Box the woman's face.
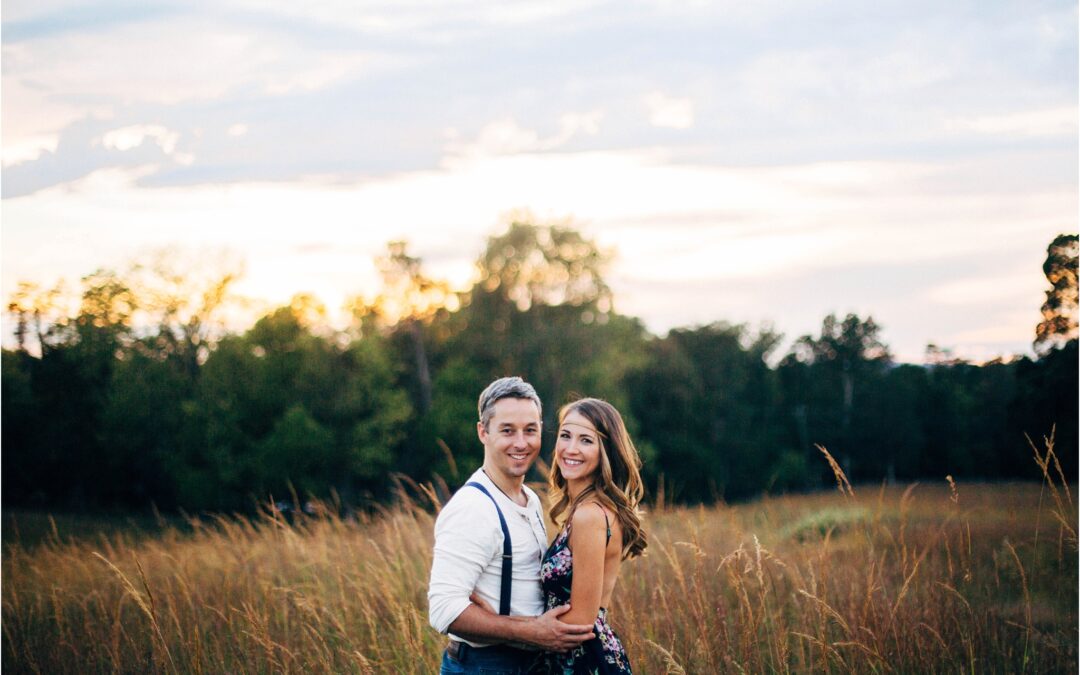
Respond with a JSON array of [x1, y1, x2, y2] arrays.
[[555, 410, 602, 483]]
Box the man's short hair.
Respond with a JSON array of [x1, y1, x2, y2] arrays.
[[478, 376, 542, 429]]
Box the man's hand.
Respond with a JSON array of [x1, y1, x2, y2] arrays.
[[523, 604, 594, 652], [451, 595, 593, 651]]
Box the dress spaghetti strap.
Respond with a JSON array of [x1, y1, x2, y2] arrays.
[[594, 502, 612, 544]]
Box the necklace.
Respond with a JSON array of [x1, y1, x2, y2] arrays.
[[482, 469, 527, 507]]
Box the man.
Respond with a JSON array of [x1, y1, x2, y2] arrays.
[[428, 376, 594, 673]]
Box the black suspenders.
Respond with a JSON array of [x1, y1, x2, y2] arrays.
[[465, 481, 513, 616]]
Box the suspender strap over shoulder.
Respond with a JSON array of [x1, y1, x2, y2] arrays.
[[465, 481, 512, 616]]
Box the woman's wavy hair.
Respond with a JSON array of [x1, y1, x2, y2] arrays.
[[548, 398, 647, 559]]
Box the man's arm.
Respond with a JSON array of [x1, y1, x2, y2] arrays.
[[447, 603, 594, 652], [428, 492, 592, 650], [428, 491, 496, 635]]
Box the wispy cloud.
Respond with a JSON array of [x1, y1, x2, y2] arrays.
[[946, 106, 1078, 138], [644, 92, 694, 129], [443, 112, 603, 159]]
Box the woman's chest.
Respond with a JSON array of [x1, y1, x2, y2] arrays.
[[540, 529, 574, 590]]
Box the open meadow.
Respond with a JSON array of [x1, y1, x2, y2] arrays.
[[3, 458, 1076, 674]]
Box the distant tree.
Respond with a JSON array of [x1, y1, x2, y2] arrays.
[[627, 322, 782, 502], [872, 364, 926, 480], [1034, 233, 1078, 355], [794, 314, 890, 430], [178, 300, 414, 510], [256, 405, 337, 498], [99, 348, 191, 506], [1010, 341, 1078, 478], [2, 350, 42, 504], [126, 249, 242, 379], [783, 314, 891, 481], [416, 220, 648, 490], [348, 241, 456, 413], [475, 219, 611, 311], [448, 220, 632, 422]]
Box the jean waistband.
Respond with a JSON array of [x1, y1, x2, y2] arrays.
[[447, 639, 535, 663]]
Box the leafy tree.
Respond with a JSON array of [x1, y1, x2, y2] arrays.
[[1009, 341, 1078, 477], [177, 300, 414, 510], [256, 405, 337, 498], [125, 249, 241, 379], [1, 350, 43, 504], [99, 348, 192, 506], [627, 323, 782, 502], [350, 242, 459, 414], [6, 281, 68, 355], [445, 220, 636, 423], [1034, 233, 1078, 355], [475, 219, 611, 311], [416, 220, 649, 490], [781, 314, 891, 482]]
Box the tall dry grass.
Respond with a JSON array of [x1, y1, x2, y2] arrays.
[[3, 440, 1076, 674]]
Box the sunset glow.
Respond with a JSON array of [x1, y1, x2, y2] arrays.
[[3, 0, 1076, 362]]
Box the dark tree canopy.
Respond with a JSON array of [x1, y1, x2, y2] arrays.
[[2, 224, 1075, 512]]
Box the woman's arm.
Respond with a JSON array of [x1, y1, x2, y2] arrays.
[[559, 504, 609, 626]]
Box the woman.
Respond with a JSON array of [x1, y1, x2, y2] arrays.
[[533, 397, 647, 674]]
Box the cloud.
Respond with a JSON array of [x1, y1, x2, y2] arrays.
[[925, 269, 1043, 306], [944, 309, 1041, 350], [99, 124, 179, 154], [91, 124, 195, 167], [443, 111, 603, 159], [644, 92, 694, 129], [1, 15, 394, 148], [945, 106, 1078, 138], [2, 134, 59, 168], [3, 148, 1070, 363], [2, 0, 1075, 360]]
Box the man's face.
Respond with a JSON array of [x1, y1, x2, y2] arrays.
[[478, 397, 542, 483]]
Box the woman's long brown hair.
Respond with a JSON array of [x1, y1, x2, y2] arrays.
[[548, 398, 647, 559]]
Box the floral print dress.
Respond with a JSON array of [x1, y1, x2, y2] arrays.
[[531, 512, 632, 675]]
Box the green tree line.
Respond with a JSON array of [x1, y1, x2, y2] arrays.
[[3, 226, 1076, 512]]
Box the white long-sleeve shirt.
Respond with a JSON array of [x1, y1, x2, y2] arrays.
[[428, 468, 548, 646]]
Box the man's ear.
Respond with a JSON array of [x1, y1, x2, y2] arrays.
[[477, 421, 486, 444]]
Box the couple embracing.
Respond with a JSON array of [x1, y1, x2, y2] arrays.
[[428, 377, 647, 674]]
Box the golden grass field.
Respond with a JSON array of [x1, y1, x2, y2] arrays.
[[3, 445, 1076, 674]]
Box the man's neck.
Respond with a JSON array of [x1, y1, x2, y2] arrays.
[[481, 465, 527, 506]]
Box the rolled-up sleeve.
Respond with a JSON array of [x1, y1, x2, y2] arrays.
[[428, 491, 499, 634]]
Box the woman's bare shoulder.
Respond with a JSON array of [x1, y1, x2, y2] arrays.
[[570, 500, 615, 529]]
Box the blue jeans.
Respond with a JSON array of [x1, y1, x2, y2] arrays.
[[439, 642, 538, 674]]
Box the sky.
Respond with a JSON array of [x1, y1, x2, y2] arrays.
[[2, 0, 1077, 363]]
